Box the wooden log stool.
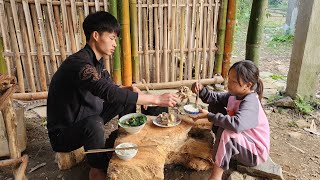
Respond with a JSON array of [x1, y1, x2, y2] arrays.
[[55, 146, 85, 170]]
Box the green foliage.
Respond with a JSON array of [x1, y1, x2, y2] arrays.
[[237, 0, 252, 23], [272, 34, 294, 43], [269, 0, 288, 10], [270, 74, 286, 80], [294, 95, 314, 115], [267, 93, 284, 104]]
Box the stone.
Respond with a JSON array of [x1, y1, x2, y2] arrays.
[[228, 171, 244, 180], [274, 96, 295, 108], [237, 156, 284, 180], [287, 131, 302, 139], [107, 116, 213, 179], [295, 119, 310, 129]]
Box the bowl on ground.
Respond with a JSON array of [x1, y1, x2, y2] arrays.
[[115, 142, 138, 160], [118, 113, 147, 134], [183, 104, 200, 115]]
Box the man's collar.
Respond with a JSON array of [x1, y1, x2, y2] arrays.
[[84, 44, 103, 64]]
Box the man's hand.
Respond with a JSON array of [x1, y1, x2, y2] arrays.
[[156, 93, 179, 107], [191, 82, 203, 94], [189, 109, 209, 121]]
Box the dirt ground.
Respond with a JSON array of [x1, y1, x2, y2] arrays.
[[1, 9, 320, 180]]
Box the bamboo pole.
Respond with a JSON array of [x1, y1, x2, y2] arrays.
[[201, 0, 208, 79], [194, 0, 204, 79], [70, 0, 80, 50], [163, 0, 168, 82], [158, 0, 163, 79], [53, 5, 67, 61], [154, 0, 160, 83], [44, 8, 58, 74], [207, 0, 215, 78], [30, 4, 47, 91], [83, 0, 89, 16], [6, 7, 24, 93], [138, 0, 143, 80], [22, 0, 40, 91], [169, 0, 177, 82], [183, 0, 190, 80], [0, 37, 7, 74], [109, 0, 122, 85], [214, 0, 227, 75], [187, 0, 196, 80], [130, 0, 139, 82], [12, 91, 48, 100], [222, 0, 237, 79], [47, 0, 60, 58], [103, 0, 108, 11], [35, 0, 52, 81], [245, 0, 268, 65], [148, 0, 154, 82], [211, 0, 220, 74], [19, 6, 36, 92], [142, 0, 149, 83], [179, 0, 185, 81], [134, 75, 224, 90], [121, 0, 133, 85], [60, 0, 72, 54], [78, 5, 86, 47], [4, 0, 109, 7], [67, 6, 77, 53], [94, 0, 99, 11], [0, 0, 11, 75]]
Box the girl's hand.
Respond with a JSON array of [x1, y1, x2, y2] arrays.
[[191, 82, 203, 94], [189, 109, 209, 121]]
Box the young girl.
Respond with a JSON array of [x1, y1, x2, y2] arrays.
[[191, 60, 270, 180]]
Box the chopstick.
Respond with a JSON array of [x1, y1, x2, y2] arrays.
[[195, 75, 201, 106], [84, 145, 157, 154]]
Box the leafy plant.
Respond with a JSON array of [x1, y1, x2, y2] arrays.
[[272, 34, 294, 43], [267, 93, 283, 104], [270, 74, 286, 80], [294, 95, 314, 115]]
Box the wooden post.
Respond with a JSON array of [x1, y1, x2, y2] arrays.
[[245, 0, 268, 65], [286, 0, 320, 99]]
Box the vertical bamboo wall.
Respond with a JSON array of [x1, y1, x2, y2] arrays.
[[0, 0, 220, 93]]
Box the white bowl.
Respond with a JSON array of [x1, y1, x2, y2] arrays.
[[118, 113, 147, 134], [115, 142, 138, 160], [183, 104, 200, 114]]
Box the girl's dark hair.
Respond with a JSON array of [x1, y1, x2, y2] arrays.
[[83, 11, 120, 42], [229, 60, 264, 101]]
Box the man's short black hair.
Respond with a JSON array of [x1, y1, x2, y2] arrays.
[[83, 11, 120, 42]]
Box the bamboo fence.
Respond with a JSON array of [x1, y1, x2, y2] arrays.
[[0, 0, 222, 96]]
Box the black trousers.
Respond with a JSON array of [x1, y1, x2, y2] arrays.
[[48, 102, 136, 169]]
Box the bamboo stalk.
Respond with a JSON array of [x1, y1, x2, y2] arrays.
[[148, 0, 154, 82], [22, 0, 40, 91], [163, 0, 168, 82], [158, 0, 163, 81], [53, 5, 67, 61], [194, 0, 204, 80], [179, 0, 185, 81], [0, 0, 12, 75], [211, 0, 220, 74], [83, 0, 89, 16], [35, 0, 53, 81], [187, 0, 196, 80], [134, 75, 224, 90], [78, 5, 86, 47], [44, 8, 58, 74], [67, 6, 77, 53], [19, 6, 36, 92], [70, 0, 80, 50], [183, 0, 190, 80], [30, 4, 47, 91], [214, 0, 227, 75], [138, 0, 143, 80], [154, 0, 160, 83], [6, 6, 24, 92], [222, 0, 237, 79], [103, 0, 108, 11], [121, 0, 133, 85], [0, 37, 6, 74], [4, 0, 110, 7], [130, 0, 139, 82], [12, 91, 48, 100], [169, 0, 177, 82], [109, 0, 121, 85], [245, 0, 268, 65], [47, 0, 60, 56], [94, 0, 99, 11], [142, 0, 149, 83], [201, 0, 208, 79], [207, 0, 216, 78], [60, 0, 72, 54]]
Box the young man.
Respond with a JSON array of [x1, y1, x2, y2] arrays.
[[47, 11, 178, 180]]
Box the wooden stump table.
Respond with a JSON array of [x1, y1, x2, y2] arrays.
[[107, 115, 214, 180]]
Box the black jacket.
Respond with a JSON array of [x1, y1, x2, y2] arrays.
[[47, 44, 138, 132]]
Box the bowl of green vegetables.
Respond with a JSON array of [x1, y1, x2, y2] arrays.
[[118, 113, 148, 134]]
